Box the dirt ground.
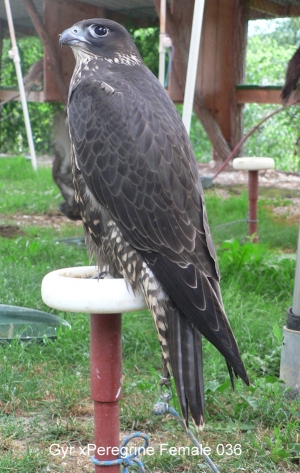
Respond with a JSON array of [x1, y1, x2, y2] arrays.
[[198, 161, 300, 191], [0, 212, 82, 238]]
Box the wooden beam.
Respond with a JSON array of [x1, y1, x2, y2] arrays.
[[22, 0, 68, 104], [236, 85, 300, 105], [167, 70, 183, 103], [0, 19, 36, 37], [250, 0, 300, 18], [106, 11, 158, 28], [0, 89, 44, 102]]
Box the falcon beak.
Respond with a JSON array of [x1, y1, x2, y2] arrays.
[[59, 26, 91, 47]]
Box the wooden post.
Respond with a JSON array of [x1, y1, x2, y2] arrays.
[[157, 0, 248, 162], [22, 0, 68, 104], [43, 0, 105, 102], [197, 0, 248, 159]]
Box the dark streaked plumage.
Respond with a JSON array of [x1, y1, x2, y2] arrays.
[[281, 46, 300, 104], [60, 18, 249, 429]]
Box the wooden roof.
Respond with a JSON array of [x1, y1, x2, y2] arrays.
[[1, 0, 300, 38], [0, 0, 157, 36], [250, 0, 300, 19]]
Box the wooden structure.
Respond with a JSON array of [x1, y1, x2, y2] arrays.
[[165, 0, 300, 160], [43, 0, 105, 102], [0, 0, 300, 160]]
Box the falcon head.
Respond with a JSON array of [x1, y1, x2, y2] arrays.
[[59, 19, 142, 64]]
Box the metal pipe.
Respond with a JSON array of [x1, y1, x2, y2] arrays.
[[4, 0, 37, 170], [280, 325, 300, 392], [158, 0, 166, 86], [182, 0, 205, 135], [292, 222, 300, 317], [248, 170, 258, 243], [280, 224, 300, 392], [90, 313, 122, 472]]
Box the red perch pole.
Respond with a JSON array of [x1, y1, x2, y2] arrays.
[[248, 170, 259, 243], [90, 313, 122, 473], [232, 158, 275, 244]]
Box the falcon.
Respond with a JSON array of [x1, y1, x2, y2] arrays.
[[60, 18, 249, 429]]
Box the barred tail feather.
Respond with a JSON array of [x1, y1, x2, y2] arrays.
[[166, 305, 205, 429]]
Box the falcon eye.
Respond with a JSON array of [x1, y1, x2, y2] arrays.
[[90, 25, 109, 38]]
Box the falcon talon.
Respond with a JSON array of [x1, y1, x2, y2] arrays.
[[98, 271, 114, 279], [83, 271, 114, 280], [61, 17, 249, 430], [158, 379, 173, 405]]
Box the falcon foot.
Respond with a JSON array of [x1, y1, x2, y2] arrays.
[[85, 271, 115, 280], [98, 271, 114, 279], [58, 201, 81, 220]]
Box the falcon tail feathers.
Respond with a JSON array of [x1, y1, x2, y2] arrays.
[[166, 305, 205, 429], [225, 360, 236, 389], [147, 259, 249, 388]]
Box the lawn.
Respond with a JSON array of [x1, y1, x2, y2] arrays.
[[0, 156, 299, 472]]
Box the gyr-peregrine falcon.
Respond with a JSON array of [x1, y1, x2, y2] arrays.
[[60, 19, 249, 429]]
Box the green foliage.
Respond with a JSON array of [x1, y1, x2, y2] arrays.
[[0, 37, 63, 154], [244, 18, 300, 171], [1, 37, 43, 85], [130, 27, 159, 77], [246, 34, 295, 85], [219, 238, 295, 302], [0, 101, 63, 154], [257, 17, 300, 46]]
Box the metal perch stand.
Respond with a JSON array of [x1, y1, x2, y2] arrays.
[[280, 222, 300, 393]]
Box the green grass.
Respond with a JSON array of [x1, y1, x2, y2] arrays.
[[206, 187, 299, 250], [0, 156, 60, 214], [0, 157, 299, 472]]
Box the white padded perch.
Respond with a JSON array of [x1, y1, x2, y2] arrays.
[[232, 157, 275, 171], [41, 266, 147, 314], [232, 157, 275, 242]]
